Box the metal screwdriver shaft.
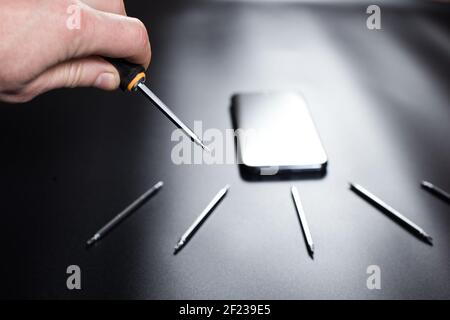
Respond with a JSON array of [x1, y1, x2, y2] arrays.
[[137, 83, 210, 152], [421, 181, 450, 204], [105, 58, 210, 152], [291, 186, 315, 257], [174, 185, 230, 254], [86, 181, 164, 247], [350, 182, 433, 245]]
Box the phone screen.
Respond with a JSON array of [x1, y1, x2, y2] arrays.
[[231, 92, 327, 173]]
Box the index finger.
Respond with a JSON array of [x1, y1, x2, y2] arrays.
[[67, 5, 151, 69], [81, 0, 126, 15]]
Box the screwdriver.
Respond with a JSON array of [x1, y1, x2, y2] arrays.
[[350, 182, 433, 245], [106, 58, 210, 152], [174, 184, 230, 254], [421, 181, 450, 204], [86, 181, 164, 247]]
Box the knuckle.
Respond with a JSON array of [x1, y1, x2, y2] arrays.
[[63, 4, 92, 55], [129, 18, 151, 67], [64, 61, 84, 88], [131, 18, 149, 51]]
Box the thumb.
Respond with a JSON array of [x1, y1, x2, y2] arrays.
[[32, 57, 120, 95], [2, 57, 120, 103]]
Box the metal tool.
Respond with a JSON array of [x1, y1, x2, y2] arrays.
[[421, 181, 450, 204], [350, 182, 433, 245], [106, 58, 209, 152], [86, 181, 164, 247], [174, 185, 230, 254], [291, 186, 315, 257]]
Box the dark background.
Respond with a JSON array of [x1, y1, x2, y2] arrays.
[[0, 0, 449, 299]]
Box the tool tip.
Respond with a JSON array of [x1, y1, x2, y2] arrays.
[[173, 240, 184, 254], [308, 246, 315, 259], [421, 181, 433, 189], [423, 234, 433, 245], [86, 238, 96, 247], [86, 234, 100, 247], [193, 136, 210, 153], [202, 144, 211, 153]]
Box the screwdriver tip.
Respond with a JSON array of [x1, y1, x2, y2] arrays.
[[193, 137, 211, 153], [308, 246, 315, 259], [423, 233, 433, 245], [173, 240, 184, 254], [203, 144, 211, 153], [86, 233, 100, 247], [86, 238, 96, 247], [421, 181, 433, 189]]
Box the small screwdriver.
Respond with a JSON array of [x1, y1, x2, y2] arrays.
[[106, 58, 209, 152]]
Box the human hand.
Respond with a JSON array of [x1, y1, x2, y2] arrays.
[[0, 0, 151, 103]]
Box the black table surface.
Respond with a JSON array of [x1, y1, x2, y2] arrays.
[[0, 0, 449, 299]]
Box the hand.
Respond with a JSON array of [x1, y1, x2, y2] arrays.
[[0, 0, 151, 103]]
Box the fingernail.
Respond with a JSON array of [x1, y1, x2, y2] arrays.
[[94, 72, 119, 90]]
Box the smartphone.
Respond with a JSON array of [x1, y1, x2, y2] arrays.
[[231, 92, 327, 174]]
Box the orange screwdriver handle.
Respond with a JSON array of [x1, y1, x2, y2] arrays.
[[105, 58, 146, 92]]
